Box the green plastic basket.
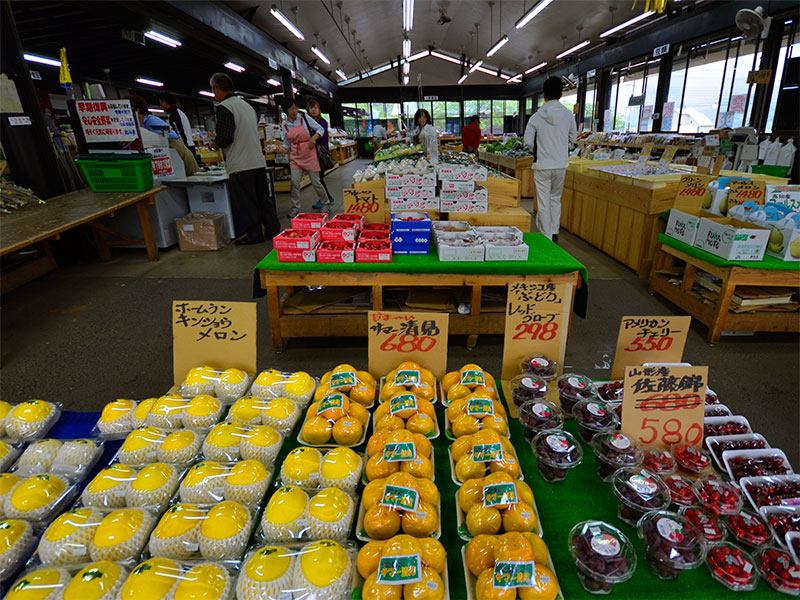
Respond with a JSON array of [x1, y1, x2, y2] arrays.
[[76, 153, 153, 192], [750, 164, 790, 178]]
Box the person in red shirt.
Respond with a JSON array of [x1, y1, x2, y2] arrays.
[[461, 115, 482, 154]]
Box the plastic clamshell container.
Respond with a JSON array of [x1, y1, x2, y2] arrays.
[[680, 506, 729, 546], [3, 400, 62, 443], [279, 446, 364, 493], [706, 433, 770, 472], [249, 369, 319, 405], [638, 510, 708, 580], [755, 545, 800, 596], [705, 542, 760, 591], [2, 473, 78, 528], [725, 509, 772, 549], [693, 477, 744, 516], [115, 426, 207, 468], [740, 474, 800, 512], [454, 480, 544, 541], [177, 460, 273, 509], [704, 403, 732, 418], [261, 485, 357, 544], [119, 557, 238, 600], [9, 438, 104, 481], [177, 366, 254, 404], [569, 520, 637, 594], [79, 462, 186, 513]]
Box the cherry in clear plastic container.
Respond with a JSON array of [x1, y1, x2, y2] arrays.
[[706, 433, 769, 471], [596, 380, 624, 403], [672, 443, 713, 478], [722, 448, 793, 481], [705, 389, 720, 404], [533, 429, 583, 483], [556, 373, 597, 417], [519, 400, 563, 442], [569, 520, 637, 595], [612, 467, 670, 527], [664, 474, 696, 508], [591, 432, 639, 482], [704, 416, 752, 438], [693, 476, 743, 516], [761, 506, 800, 547], [638, 446, 676, 477], [706, 542, 760, 591], [704, 404, 732, 417], [509, 374, 549, 407], [519, 354, 559, 379], [742, 474, 800, 510], [638, 510, 708, 580], [726, 510, 771, 548], [756, 546, 800, 596], [573, 399, 619, 443], [681, 507, 728, 546]]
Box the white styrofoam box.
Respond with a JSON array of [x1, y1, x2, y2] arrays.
[[185, 182, 236, 238], [432, 220, 471, 233], [765, 221, 800, 261], [665, 208, 702, 245], [440, 180, 475, 192], [766, 184, 800, 211], [389, 197, 440, 212], [440, 186, 489, 203], [437, 164, 488, 182], [484, 241, 529, 261], [435, 233, 485, 262], [439, 199, 488, 213], [472, 226, 524, 239], [385, 185, 437, 199], [386, 171, 437, 187], [694, 218, 770, 261]]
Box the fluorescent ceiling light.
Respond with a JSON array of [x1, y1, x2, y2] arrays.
[[403, 75, 409, 85], [224, 61, 245, 72], [266, 78, 281, 87], [144, 30, 181, 47], [335, 69, 347, 80], [148, 108, 165, 113], [499, 73, 511, 80], [403, 62, 410, 75], [199, 90, 215, 97], [486, 35, 509, 57], [403, 38, 411, 59], [458, 73, 469, 84], [136, 77, 164, 87], [23, 53, 61, 67], [270, 6, 305, 40], [364, 63, 393, 77], [408, 50, 429, 62], [525, 61, 547, 74], [475, 65, 496, 75], [403, 0, 414, 31], [556, 40, 590, 59], [311, 45, 331, 65], [515, 0, 555, 29], [507, 74, 522, 83], [431, 51, 461, 65], [469, 59, 484, 73], [600, 11, 654, 37]]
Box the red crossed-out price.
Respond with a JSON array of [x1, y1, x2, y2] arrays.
[[379, 333, 437, 353], [623, 335, 673, 352], [511, 322, 559, 341]]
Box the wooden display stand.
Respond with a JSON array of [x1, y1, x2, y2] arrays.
[[478, 150, 536, 203], [650, 240, 800, 343], [331, 142, 357, 165]]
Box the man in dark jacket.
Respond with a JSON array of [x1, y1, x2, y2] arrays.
[[159, 92, 196, 155]]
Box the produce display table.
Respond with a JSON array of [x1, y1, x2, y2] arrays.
[[331, 141, 357, 165], [255, 233, 588, 351], [478, 149, 536, 201], [650, 235, 800, 343]]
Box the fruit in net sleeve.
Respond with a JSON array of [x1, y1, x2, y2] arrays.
[[364, 504, 402, 539], [261, 485, 309, 542], [333, 416, 364, 445], [4, 474, 68, 521], [320, 447, 363, 493], [302, 415, 334, 445], [756, 546, 800, 595], [145, 395, 186, 429], [118, 426, 165, 466], [291, 539, 354, 597], [119, 557, 180, 600], [199, 500, 252, 560], [261, 397, 301, 435], [156, 430, 201, 466], [97, 399, 136, 436], [240, 424, 283, 465], [0, 400, 12, 437], [228, 396, 265, 427], [5, 400, 57, 441], [182, 394, 223, 430], [281, 447, 323, 487], [0, 520, 35, 580], [283, 371, 317, 405], [308, 487, 355, 540], [400, 453, 434, 479], [52, 439, 101, 473], [89, 508, 156, 562], [180, 365, 218, 396], [223, 460, 271, 507], [37, 507, 102, 565], [130, 398, 156, 429], [357, 540, 386, 578], [148, 502, 204, 559], [251, 369, 288, 399], [176, 563, 232, 600], [401, 500, 438, 537], [203, 421, 246, 461], [0, 440, 15, 473], [236, 545, 295, 600], [16, 439, 62, 473], [214, 368, 251, 399], [466, 504, 502, 535], [0, 473, 20, 510], [6, 567, 70, 600], [62, 560, 128, 600], [125, 463, 178, 509], [179, 461, 227, 504], [82, 464, 135, 508]]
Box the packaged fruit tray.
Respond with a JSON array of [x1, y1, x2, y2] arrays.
[[460, 544, 564, 600], [721, 448, 794, 485], [372, 409, 440, 441], [361, 448, 434, 483], [444, 409, 511, 442], [297, 410, 370, 449], [706, 433, 770, 472], [447, 445, 523, 486], [759, 505, 800, 549], [454, 489, 544, 541], [704, 415, 753, 438], [278, 446, 364, 494], [740, 474, 800, 513], [354, 557, 450, 599], [379, 376, 442, 406], [76, 462, 188, 513], [8, 438, 104, 481], [177, 460, 273, 509], [2, 400, 61, 442], [356, 494, 442, 542]]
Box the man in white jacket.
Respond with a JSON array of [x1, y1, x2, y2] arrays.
[[523, 77, 577, 242]]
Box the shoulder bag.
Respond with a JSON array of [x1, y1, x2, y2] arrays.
[[303, 113, 336, 172]]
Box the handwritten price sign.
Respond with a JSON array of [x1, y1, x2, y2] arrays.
[[610, 316, 690, 379], [368, 310, 448, 379], [501, 281, 572, 380], [343, 188, 386, 224], [637, 142, 655, 165], [621, 365, 707, 448], [728, 179, 766, 210], [675, 174, 715, 204]]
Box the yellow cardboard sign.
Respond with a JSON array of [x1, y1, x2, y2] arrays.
[[637, 142, 655, 164], [501, 282, 572, 380], [728, 179, 767, 210], [674, 174, 715, 207], [367, 310, 449, 380], [621, 365, 707, 449], [172, 300, 257, 384], [610, 315, 691, 380], [747, 69, 773, 85], [343, 188, 386, 224]]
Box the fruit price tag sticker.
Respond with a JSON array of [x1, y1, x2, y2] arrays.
[[493, 561, 535, 589], [610, 315, 691, 379], [501, 281, 572, 380], [621, 365, 707, 449], [473, 442, 504, 463], [317, 393, 345, 414], [383, 442, 417, 462], [368, 310, 449, 380], [637, 142, 655, 165], [381, 484, 420, 512], [390, 393, 418, 415], [728, 179, 767, 210], [343, 187, 386, 224], [172, 300, 256, 385], [483, 482, 518, 508], [394, 370, 421, 386], [330, 371, 356, 389], [377, 554, 423, 585], [467, 397, 494, 417]]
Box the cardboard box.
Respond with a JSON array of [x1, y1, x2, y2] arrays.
[[276, 248, 317, 262], [484, 240, 530, 261], [393, 246, 430, 255], [433, 220, 471, 233], [175, 213, 229, 251], [356, 239, 392, 262], [665, 208, 702, 245], [386, 171, 436, 187], [359, 230, 391, 241], [320, 223, 359, 242], [765, 222, 800, 262], [473, 226, 524, 239], [440, 180, 475, 192], [766, 184, 800, 211], [362, 222, 391, 233], [392, 231, 431, 246], [435, 233, 485, 262], [317, 241, 355, 263], [273, 229, 321, 250], [385, 185, 437, 199], [391, 212, 432, 233], [437, 164, 488, 182], [389, 197, 440, 212], [291, 213, 328, 230], [440, 199, 489, 213], [694, 217, 770, 261], [440, 186, 489, 203], [328, 214, 364, 230]]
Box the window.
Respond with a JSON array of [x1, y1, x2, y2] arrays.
[[478, 100, 492, 133], [432, 101, 446, 131], [680, 38, 733, 133], [342, 105, 359, 137], [561, 91, 578, 115], [356, 102, 371, 135], [640, 62, 660, 132], [526, 97, 533, 116], [766, 33, 800, 132], [385, 103, 402, 132], [446, 101, 461, 134], [584, 77, 597, 130], [505, 100, 519, 133], [491, 100, 505, 134]]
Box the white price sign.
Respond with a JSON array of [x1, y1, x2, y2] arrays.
[[76, 100, 138, 143]]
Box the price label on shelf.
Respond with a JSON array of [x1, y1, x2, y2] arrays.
[[343, 187, 386, 224], [674, 174, 715, 204], [728, 179, 766, 210], [367, 310, 448, 380], [637, 142, 655, 165], [610, 316, 690, 379], [621, 365, 707, 449], [501, 281, 572, 380]]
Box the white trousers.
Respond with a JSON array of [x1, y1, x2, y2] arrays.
[[533, 168, 566, 239], [290, 168, 328, 211]]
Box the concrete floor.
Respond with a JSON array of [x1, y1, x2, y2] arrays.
[[2, 158, 798, 464]]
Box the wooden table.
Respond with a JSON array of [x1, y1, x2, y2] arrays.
[[1, 186, 165, 291], [650, 238, 800, 343], [477, 150, 536, 202]]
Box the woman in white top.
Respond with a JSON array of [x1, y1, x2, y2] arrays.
[[408, 108, 439, 163]]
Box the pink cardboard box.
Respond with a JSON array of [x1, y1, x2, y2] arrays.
[[291, 213, 328, 230], [356, 239, 392, 262], [272, 229, 321, 250], [317, 240, 356, 263]]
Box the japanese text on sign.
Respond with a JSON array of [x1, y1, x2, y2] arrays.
[[675, 175, 714, 204], [493, 561, 535, 589], [368, 310, 448, 379], [610, 315, 690, 379], [621, 365, 707, 448], [343, 187, 386, 224], [729, 179, 766, 209], [172, 300, 256, 385], [377, 554, 422, 585], [381, 484, 419, 512], [76, 100, 138, 142]]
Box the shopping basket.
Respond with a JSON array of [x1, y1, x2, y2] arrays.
[[75, 153, 153, 192], [750, 164, 790, 178]]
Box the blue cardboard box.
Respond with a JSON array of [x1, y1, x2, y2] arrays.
[[391, 212, 432, 233]]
